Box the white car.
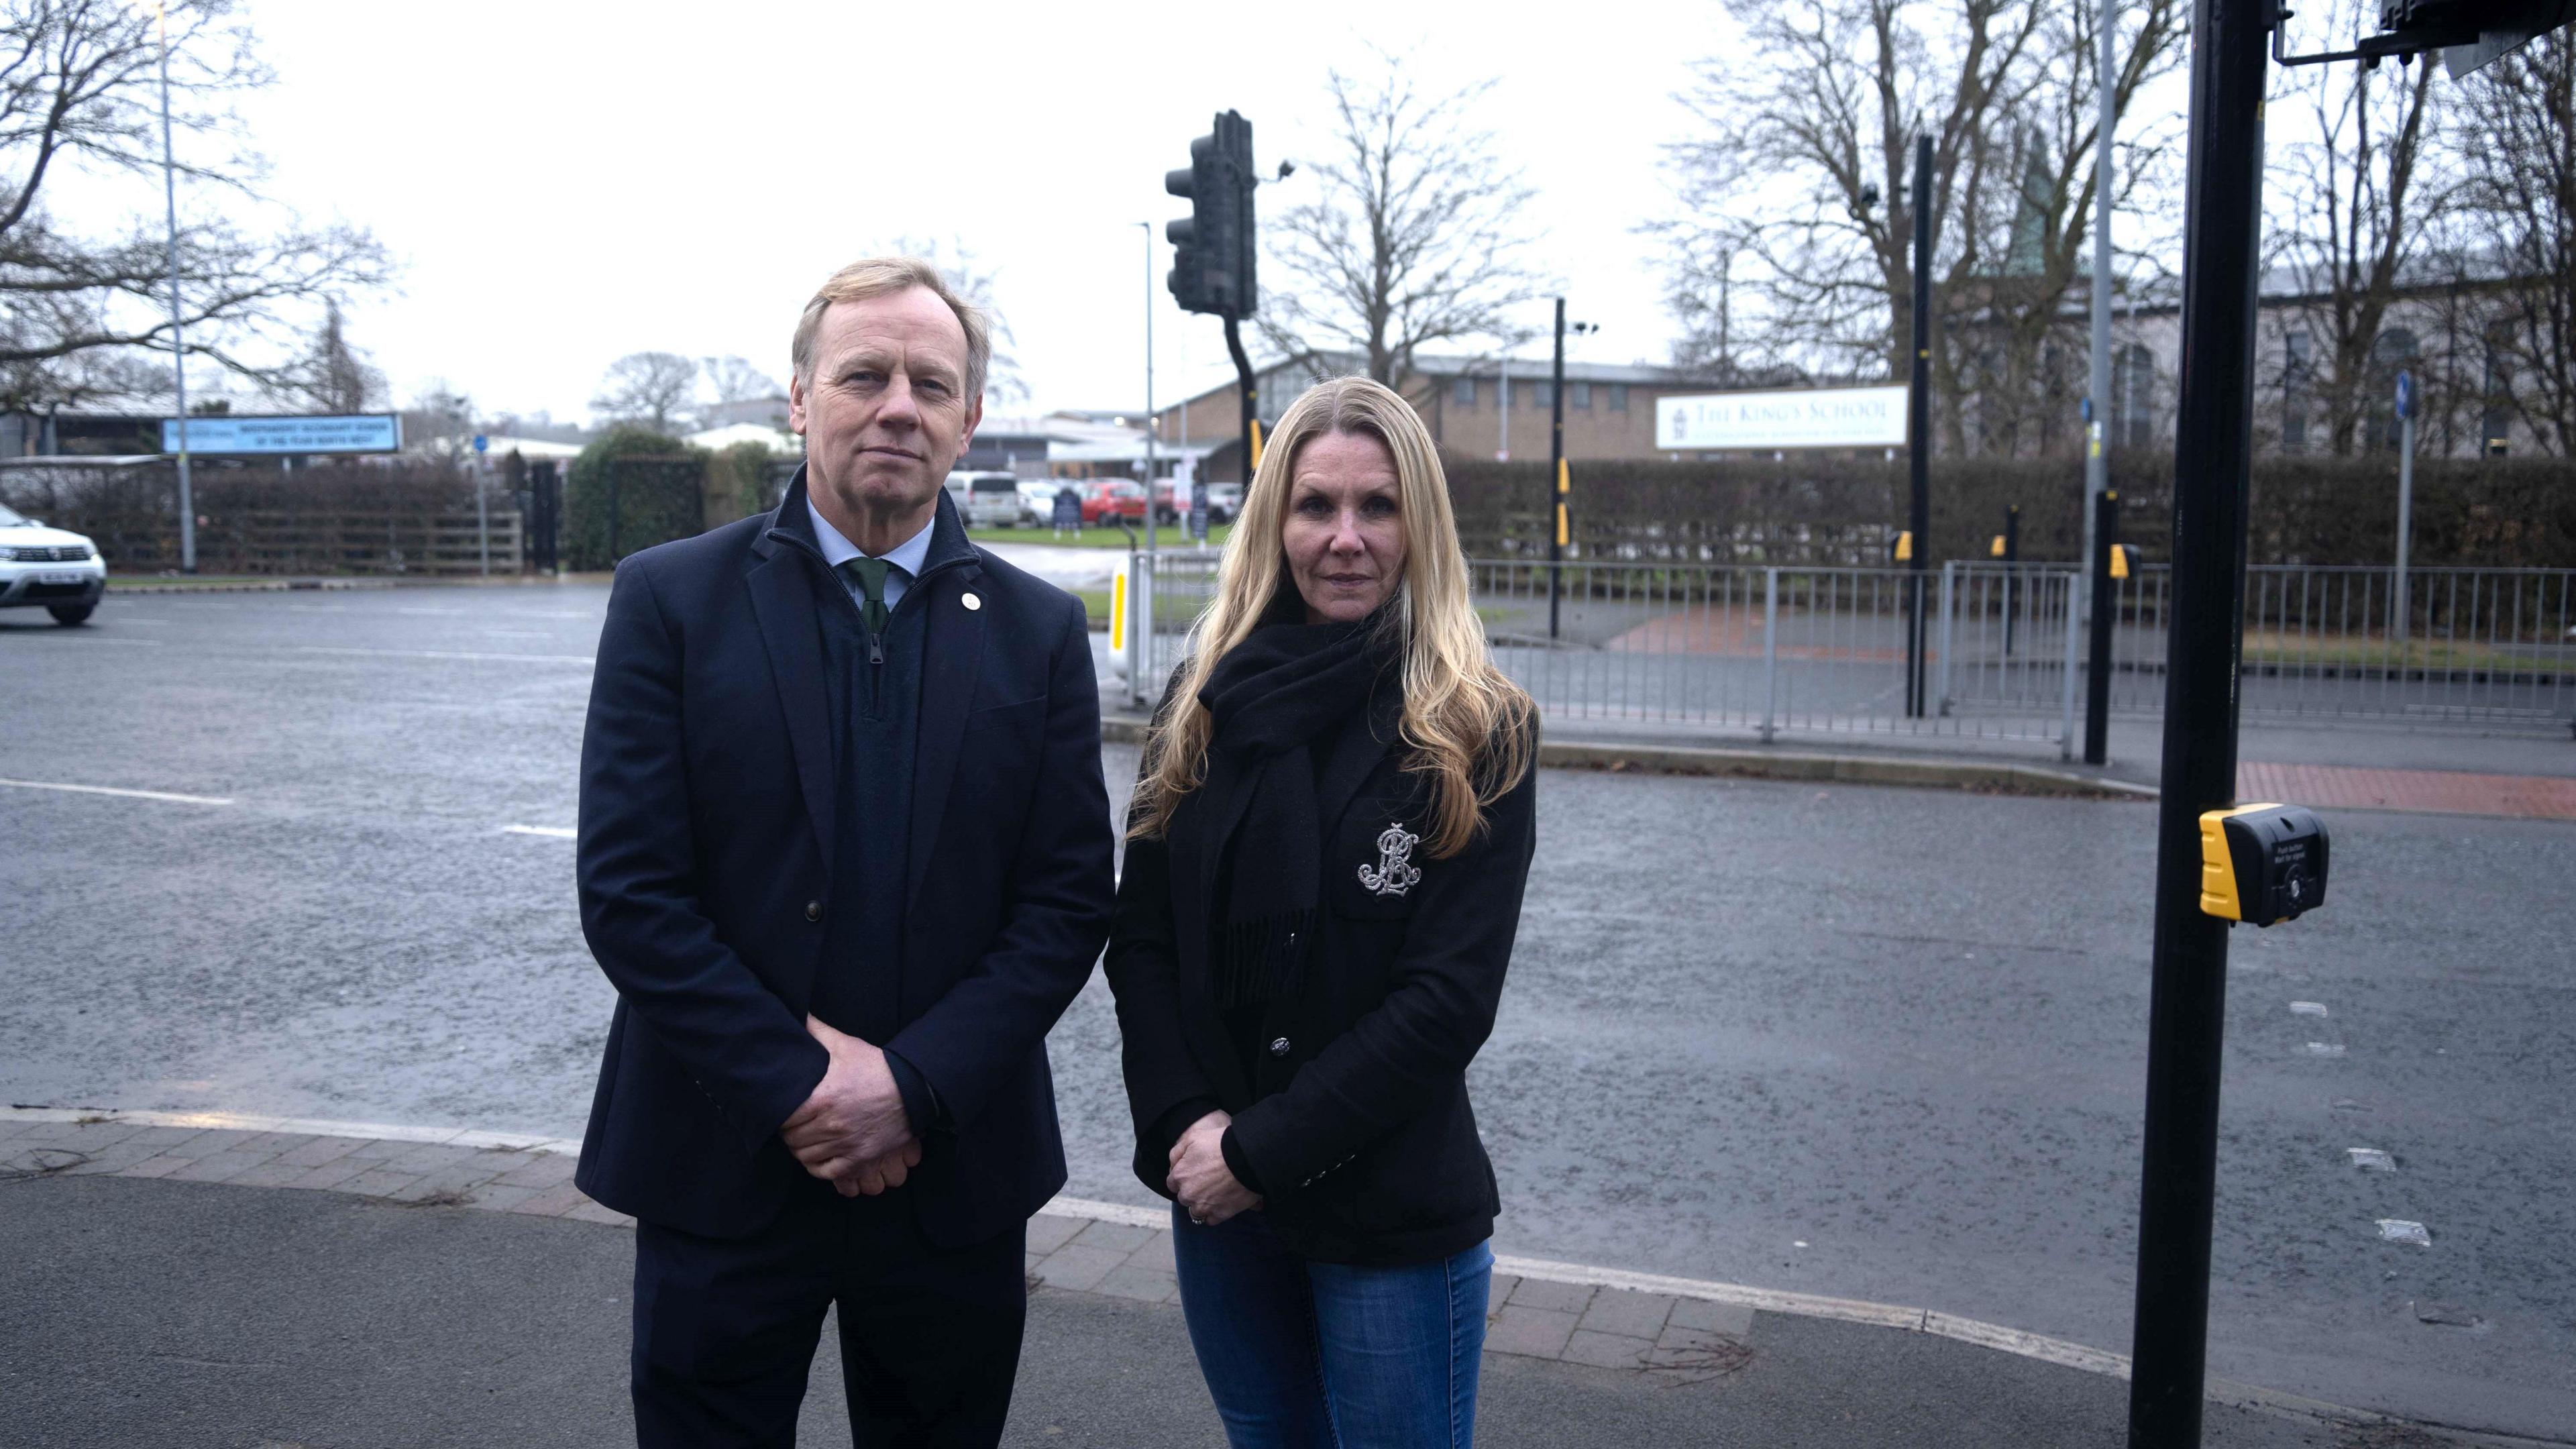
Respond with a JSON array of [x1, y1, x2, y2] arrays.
[[0, 500, 105, 625], [943, 470, 1024, 530]]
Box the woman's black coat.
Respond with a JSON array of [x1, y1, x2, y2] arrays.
[[1106, 688, 1538, 1267]]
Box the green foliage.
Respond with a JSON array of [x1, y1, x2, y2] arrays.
[[1439, 453, 2576, 568], [704, 441, 788, 529], [565, 427, 706, 570]]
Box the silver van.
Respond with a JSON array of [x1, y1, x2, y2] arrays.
[[944, 471, 1024, 529]]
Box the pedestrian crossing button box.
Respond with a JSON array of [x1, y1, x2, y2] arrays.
[[2198, 804, 2329, 926]]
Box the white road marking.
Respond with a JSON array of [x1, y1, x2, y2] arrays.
[[6, 634, 163, 645], [0, 777, 234, 806], [2290, 1001, 2328, 1016], [295, 646, 593, 665], [2303, 1042, 2346, 1058], [501, 824, 576, 839], [2376, 1219, 2430, 1246], [2347, 1148, 2396, 1172]]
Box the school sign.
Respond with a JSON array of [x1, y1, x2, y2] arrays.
[[1654, 386, 1909, 451], [161, 414, 403, 455]]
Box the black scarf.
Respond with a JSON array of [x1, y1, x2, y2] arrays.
[[1197, 602, 1394, 1009]]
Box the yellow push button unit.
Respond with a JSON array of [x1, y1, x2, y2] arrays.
[[2198, 803, 2330, 926]]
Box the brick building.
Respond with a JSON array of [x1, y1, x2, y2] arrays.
[[1153, 352, 1717, 480]]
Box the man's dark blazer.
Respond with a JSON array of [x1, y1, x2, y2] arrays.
[[574, 477, 1114, 1244]]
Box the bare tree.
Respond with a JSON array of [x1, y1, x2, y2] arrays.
[[876, 234, 1026, 405], [591, 352, 698, 433], [1260, 54, 1544, 390], [1654, 0, 2185, 455], [2445, 30, 2575, 455], [0, 0, 392, 411], [2264, 0, 2444, 456], [282, 301, 382, 414], [694, 354, 784, 431], [401, 381, 474, 462], [701, 355, 778, 405]]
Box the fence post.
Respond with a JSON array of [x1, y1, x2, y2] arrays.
[[1936, 560, 1957, 716], [2060, 568, 2082, 761], [1761, 566, 1779, 744]]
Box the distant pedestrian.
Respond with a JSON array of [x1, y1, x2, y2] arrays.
[[1106, 376, 1538, 1448], [1053, 483, 1083, 539], [576, 255, 1114, 1448]]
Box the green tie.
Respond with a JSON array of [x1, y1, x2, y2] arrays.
[[839, 556, 892, 638]]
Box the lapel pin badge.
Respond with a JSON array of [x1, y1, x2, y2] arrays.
[[962, 592, 981, 611]]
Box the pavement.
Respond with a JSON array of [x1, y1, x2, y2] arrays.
[[3, 1112, 2540, 1449], [7, 582, 2574, 1442]]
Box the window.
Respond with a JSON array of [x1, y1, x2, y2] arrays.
[[1532, 380, 1555, 409], [1453, 374, 1477, 407], [2283, 332, 2311, 450], [1609, 384, 1629, 413], [2111, 344, 2155, 449], [2483, 319, 2516, 456], [2367, 328, 2418, 452], [1570, 382, 1593, 410]]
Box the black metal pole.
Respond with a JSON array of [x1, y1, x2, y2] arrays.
[[1549, 297, 1567, 641], [1223, 317, 1258, 486], [2004, 503, 2021, 655], [2086, 488, 2120, 765], [2126, 0, 2266, 1436], [1907, 134, 1933, 718]]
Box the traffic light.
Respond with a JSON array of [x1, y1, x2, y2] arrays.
[[1165, 111, 1256, 319], [2278, 0, 2576, 74]]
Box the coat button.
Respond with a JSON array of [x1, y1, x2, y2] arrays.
[[805, 900, 822, 922], [1269, 1036, 1291, 1057]]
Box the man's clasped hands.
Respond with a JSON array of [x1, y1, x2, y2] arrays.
[[781, 1015, 921, 1197], [782, 1015, 1265, 1227]]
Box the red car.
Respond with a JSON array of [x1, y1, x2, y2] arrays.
[[1081, 480, 1147, 525]]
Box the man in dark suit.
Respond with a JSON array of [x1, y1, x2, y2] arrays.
[[575, 256, 1115, 1447]]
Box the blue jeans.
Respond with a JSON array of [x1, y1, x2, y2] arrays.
[[1171, 1204, 1491, 1449]]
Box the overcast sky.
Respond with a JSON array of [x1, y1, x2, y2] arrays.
[[220, 0, 1747, 425]]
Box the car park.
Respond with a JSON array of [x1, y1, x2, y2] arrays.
[[0, 501, 105, 625]]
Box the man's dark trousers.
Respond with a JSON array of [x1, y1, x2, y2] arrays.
[[631, 1179, 1025, 1446], [576, 476, 1114, 1447]]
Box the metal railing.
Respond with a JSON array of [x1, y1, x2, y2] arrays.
[[1937, 562, 2576, 733], [1139, 552, 2576, 747], [1142, 553, 2078, 748]]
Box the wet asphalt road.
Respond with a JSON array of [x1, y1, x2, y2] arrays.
[[3, 584, 2571, 1439]]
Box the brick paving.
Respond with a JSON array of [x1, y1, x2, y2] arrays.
[[0, 1110, 1760, 1383], [2237, 761, 2576, 820]]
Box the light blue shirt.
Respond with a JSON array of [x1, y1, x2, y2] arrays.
[[806, 496, 934, 612]]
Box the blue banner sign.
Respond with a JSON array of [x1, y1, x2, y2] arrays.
[[162, 414, 403, 455]]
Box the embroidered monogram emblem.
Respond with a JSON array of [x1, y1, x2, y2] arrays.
[[1357, 821, 1422, 898]]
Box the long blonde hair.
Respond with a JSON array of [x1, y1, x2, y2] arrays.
[[1129, 376, 1533, 859]]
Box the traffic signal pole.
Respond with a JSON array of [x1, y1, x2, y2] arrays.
[[1225, 317, 1259, 487], [1905, 134, 1933, 718], [2125, 0, 2267, 1437], [1548, 298, 1566, 641], [2086, 489, 2120, 765]]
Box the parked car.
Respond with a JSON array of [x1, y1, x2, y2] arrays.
[[1081, 480, 1146, 526], [0, 500, 105, 625], [1203, 482, 1244, 525], [1015, 480, 1061, 527], [944, 470, 1024, 529]]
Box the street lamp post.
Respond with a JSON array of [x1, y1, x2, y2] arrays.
[[155, 1, 195, 574]]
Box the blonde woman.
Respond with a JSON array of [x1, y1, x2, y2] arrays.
[[1106, 376, 1537, 1448]]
